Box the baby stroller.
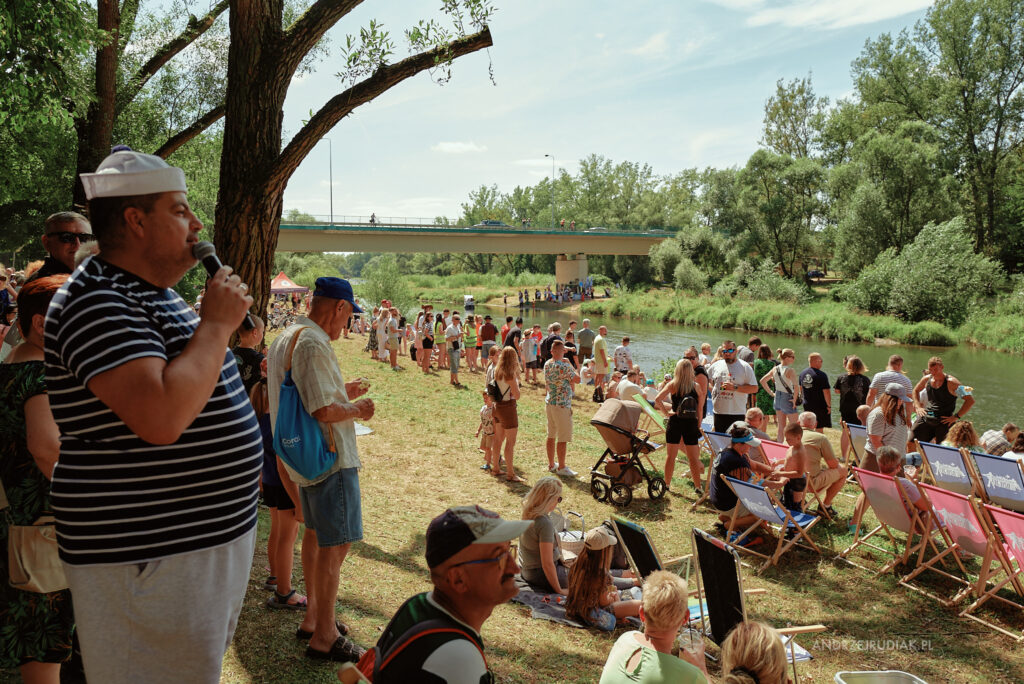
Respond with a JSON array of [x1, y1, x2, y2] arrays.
[[590, 398, 666, 507]]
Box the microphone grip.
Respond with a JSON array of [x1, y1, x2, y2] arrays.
[[200, 255, 256, 330]]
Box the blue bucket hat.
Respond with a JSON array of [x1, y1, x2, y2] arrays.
[[313, 277, 363, 313]]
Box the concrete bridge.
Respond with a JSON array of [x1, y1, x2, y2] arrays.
[[276, 222, 672, 285]]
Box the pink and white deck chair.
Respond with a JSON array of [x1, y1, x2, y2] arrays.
[[838, 467, 943, 576], [917, 441, 976, 497], [971, 452, 1024, 514], [961, 504, 1024, 640], [693, 431, 732, 511], [902, 484, 996, 606], [722, 475, 822, 569], [759, 438, 832, 519]]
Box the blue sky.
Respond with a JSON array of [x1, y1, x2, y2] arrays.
[[280, 0, 934, 222]]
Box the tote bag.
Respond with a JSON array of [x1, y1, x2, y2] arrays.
[[273, 328, 337, 481]]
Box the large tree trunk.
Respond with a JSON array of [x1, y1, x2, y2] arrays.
[[74, 0, 120, 207], [214, 0, 289, 318]]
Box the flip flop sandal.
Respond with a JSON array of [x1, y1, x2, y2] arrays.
[[267, 589, 307, 611], [305, 636, 366, 663], [296, 620, 350, 640]]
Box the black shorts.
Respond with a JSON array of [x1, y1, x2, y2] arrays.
[[841, 410, 861, 426], [911, 416, 950, 444], [666, 416, 701, 446], [811, 408, 833, 429], [714, 413, 744, 434], [263, 482, 295, 510], [422, 339, 434, 349]]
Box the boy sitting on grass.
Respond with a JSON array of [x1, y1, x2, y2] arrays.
[[777, 422, 808, 514]]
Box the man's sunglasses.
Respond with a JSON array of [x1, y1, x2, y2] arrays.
[[47, 231, 95, 244], [449, 543, 517, 572], [723, 348, 736, 353]]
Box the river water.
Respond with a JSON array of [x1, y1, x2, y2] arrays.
[[473, 303, 1024, 432]]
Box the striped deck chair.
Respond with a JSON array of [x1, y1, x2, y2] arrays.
[[760, 439, 833, 520], [838, 467, 943, 576], [902, 484, 990, 606], [700, 397, 714, 434], [971, 452, 1024, 514], [722, 475, 822, 569], [692, 431, 732, 511], [962, 504, 1024, 640], [917, 441, 976, 497], [841, 421, 868, 468]]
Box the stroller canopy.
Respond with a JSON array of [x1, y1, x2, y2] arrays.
[[591, 399, 644, 456]]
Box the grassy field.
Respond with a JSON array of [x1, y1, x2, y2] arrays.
[[219, 334, 1024, 684]]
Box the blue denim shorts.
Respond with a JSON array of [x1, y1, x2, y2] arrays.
[[299, 467, 363, 547]]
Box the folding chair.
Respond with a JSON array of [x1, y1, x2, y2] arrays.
[[631, 393, 666, 442], [901, 484, 991, 606], [692, 431, 731, 511], [838, 468, 943, 576], [759, 439, 833, 521], [841, 420, 868, 467], [722, 475, 822, 569], [917, 441, 976, 497], [700, 397, 714, 433], [611, 516, 686, 578], [971, 452, 1024, 514], [691, 528, 825, 681], [962, 504, 1024, 640]]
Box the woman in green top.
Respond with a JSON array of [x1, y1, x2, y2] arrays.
[[753, 345, 777, 421], [434, 314, 448, 370], [599, 570, 708, 684], [463, 314, 479, 373]]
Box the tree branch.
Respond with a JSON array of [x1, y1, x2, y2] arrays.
[[273, 26, 492, 187], [153, 104, 225, 158], [116, 0, 229, 115], [281, 0, 364, 79]]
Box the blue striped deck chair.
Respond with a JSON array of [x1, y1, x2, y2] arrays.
[[842, 421, 868, 468], [722, 475, 822, 569], [700, 397, 714, 433], [917, 441, 975, 497], [971, 452, 1024, 514], [692, 431, 732, 511]]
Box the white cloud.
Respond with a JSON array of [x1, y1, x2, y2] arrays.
[[595, 32, 606, 39], [627, 31, 670, 58], [431, 141, 488, 154], [747, 0, 932, 30]]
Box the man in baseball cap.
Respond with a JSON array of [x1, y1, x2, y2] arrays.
[[368, 506, 528, 682]]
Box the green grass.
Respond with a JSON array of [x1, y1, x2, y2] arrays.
[[218, 334, 1024, 683], [580, 291, 962, 347]]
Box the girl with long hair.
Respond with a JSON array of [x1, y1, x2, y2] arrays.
[[492, 346, 524, 482], [434, 313, 448, 370], [654, 358, 705, 492], [834, 355, 870, 461], [566, 529, 640, 631], [760, 348, 801, 441]]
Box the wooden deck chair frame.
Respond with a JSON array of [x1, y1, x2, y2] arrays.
[[899, 483, 991, 607], [690, 528, 826, 682], [837, 467, 944, 577], [632, 392, 667, 442], [722, 475, 822, 569], [961, 503, 1024, 640], [692, 430, 732, 511], [970, 451, 1024, 514], [915, 440, 977, 497]]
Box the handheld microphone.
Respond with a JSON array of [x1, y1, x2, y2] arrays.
[[192, 241, 256, 330]]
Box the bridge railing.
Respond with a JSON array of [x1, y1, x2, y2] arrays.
[[282, 215, 680, 233]]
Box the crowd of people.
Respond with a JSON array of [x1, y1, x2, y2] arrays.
[[1, 149, 1022, 684]]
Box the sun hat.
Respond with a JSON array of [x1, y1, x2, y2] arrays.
[[80, 149, 187, 200], [584, 526, 618, 551], [425, 505, 531, 569]]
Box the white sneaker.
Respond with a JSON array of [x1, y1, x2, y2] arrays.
[[548, 465, 557, 473], [556, 467, 578, 478]]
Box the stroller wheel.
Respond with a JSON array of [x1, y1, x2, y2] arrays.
[[609, 483, 633, 507], [648, 477, 667, 500], [591, 479, 609, 502]]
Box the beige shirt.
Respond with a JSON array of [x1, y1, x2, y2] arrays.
[[268, 316, 360, 485], [802, 430, 836, 477]]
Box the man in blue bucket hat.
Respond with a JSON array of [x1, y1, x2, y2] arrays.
[[268, 276, 375, 662]]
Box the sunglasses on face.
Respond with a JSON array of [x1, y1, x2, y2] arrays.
[[449, 544, 517, 572], [684, 356, 697, 361], [723, 348, 736, 354], [47, 231, 95, 244]]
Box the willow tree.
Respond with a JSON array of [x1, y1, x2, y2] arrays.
[[214, 1, 494, 314]]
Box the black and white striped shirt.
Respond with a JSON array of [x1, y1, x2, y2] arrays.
[[44, 257, 262, 566]]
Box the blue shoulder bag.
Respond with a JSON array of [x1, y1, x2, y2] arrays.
[[273, 328, 336, 480]]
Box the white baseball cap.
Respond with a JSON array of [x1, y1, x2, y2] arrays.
[[80, 149, 187, 200]]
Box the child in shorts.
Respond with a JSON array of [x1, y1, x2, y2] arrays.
[[778, 422, 808, 513], [476, 392, 495, 471]]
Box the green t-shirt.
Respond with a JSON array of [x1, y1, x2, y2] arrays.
[[599, 632, 707, 684]]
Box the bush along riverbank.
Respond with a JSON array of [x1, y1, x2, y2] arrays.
[[579, 290, 963, 347]]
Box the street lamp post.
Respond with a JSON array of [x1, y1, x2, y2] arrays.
[[327, 138, 334, 225], [544, 153, 555, 230]]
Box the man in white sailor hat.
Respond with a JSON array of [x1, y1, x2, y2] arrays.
[[44, 149, 261, 683]]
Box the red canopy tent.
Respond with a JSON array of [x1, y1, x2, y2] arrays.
[[270, 271, 308, 294]]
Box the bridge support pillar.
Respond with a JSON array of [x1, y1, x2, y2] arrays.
[[555, 253, 588, 288]]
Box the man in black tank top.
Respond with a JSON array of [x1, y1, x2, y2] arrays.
[[910, 356, 974, 444]]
